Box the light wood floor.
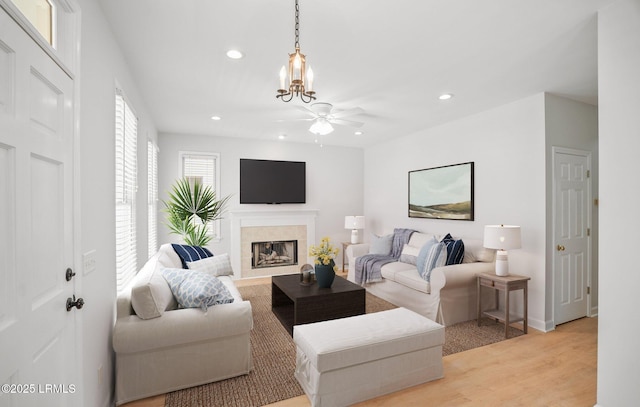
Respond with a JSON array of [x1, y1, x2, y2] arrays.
[[123, 277, 597, 407]]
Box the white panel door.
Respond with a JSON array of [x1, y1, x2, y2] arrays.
[[0, 7, 79, 407], [553, 148, 591, 326]]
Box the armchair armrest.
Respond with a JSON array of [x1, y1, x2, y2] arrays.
[[113, 300, 253, 354]]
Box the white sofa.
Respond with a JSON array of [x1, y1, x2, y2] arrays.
[[347, 232, 495, 326], [112, 244, 253, 406]]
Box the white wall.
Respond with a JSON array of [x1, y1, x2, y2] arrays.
[[597, 0, 640, 405], [158, 133, 364, 270], [77, 0, 158, 405], [363, 94, 548, 330]]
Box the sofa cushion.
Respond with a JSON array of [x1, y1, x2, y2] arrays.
[[130, 264, 177, 320], [369, 233, 393, 255], [393, 268, 432, 294], [408, 232, 439, 248], [380, 260, 418, 282], [162, 268, 234, 311], [441, 233, 465, 265], [416, 236, 437, 275], [187, 253, 234, 276], [462, 238, 495, 263], [171, 244, 214, 268], [399, 244, 420, 265]]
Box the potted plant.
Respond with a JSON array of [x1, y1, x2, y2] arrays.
[[309, 237, 339, 288], [163, 178, 231, 247]]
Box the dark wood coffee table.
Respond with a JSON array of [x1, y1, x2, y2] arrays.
[[271, 273, 366, 336]]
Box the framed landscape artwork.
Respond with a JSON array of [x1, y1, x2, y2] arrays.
[[408, 162, 474, 221]]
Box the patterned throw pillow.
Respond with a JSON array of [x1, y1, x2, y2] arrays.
[[417, 240, 447, 281], [162, 268, 234, 311], [171, 244, 213, 268], [187, 253, 234, 277], [441, 233, 465, 266]]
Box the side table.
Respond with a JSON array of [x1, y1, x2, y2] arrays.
[[341, 242, 352, 273], [477, 272, 530, 338]]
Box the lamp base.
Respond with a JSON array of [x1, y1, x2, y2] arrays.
[[351, 229, 359, 244], [495, 250, 509, 276]]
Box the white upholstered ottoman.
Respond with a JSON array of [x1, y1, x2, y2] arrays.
[[293, 307, 444, 407]]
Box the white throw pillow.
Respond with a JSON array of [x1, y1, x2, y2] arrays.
[[187, 253, 234, 277], [369, 233, 393, 255], [399, 244, 420, 265]]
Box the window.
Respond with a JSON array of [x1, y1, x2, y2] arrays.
[[179, 151, 222, 241], [148, 140, 158, 258], [115, 90, 137, 292], [10, 0, 55, 46]]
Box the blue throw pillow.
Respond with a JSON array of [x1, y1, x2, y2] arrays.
[[418, 242, 447, 281], [369, 233, 394, 255], [441, 233, 465, 266], [162, 268, 234, 311], [172, 243, 213, 268], [416, 236, 438, 273]]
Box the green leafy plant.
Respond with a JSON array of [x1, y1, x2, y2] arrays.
[[163, 178, 231, 247]]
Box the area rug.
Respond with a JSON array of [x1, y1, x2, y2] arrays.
[[165, 283, 523, 407]]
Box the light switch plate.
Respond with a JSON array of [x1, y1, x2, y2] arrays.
[[83, 250, 97, 275]]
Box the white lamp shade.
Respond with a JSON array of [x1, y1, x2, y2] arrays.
[[344, 216, 365, 230], [483, 225, 521, 250]]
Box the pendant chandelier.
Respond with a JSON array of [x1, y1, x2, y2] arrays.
[[276, 0, 316, 103]]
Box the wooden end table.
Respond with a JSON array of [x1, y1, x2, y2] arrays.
[[477, 272, 530, 338], [341, 242, 352, 273]]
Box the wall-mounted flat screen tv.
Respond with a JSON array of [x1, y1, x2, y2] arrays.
[[240, 159, 306, 204]]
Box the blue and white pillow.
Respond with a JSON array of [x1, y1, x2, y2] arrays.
[[441, 233, 465, 266], [417, 238, 447, 281], [162, 268, 234, 311], [171, 243, 213, 269]]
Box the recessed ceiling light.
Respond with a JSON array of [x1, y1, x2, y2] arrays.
[[278, 134, 286, 140], [210, 115, 221, 121], [354, 131, 363, 135], [439, 93, 454, 100], [226, 49, 244, 59]]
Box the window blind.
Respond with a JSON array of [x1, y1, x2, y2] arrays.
[[115, 90, 138, 292], [148, 140, 158, 258], [180, 152, 221, 240]]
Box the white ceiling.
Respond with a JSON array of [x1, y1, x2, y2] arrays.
[[97, 0, 612, 148]]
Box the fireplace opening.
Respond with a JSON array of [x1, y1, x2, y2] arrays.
[[252, 240, 298, 269]]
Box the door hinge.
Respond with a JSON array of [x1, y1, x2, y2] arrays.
[[587, 228, 590, 236], [587, 287, 591, 295], [594, 198, 599, 206], [587, 170, 590, 178]]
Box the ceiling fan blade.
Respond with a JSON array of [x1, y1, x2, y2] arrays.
[[329, 107, 365, 119], [294, 105, 317, 118], [330, 118, 364, 128]]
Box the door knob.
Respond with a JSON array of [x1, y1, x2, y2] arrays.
[[556, 244, 565, 251], [66, 295, 85, 312], [65, 268, 76, 281]]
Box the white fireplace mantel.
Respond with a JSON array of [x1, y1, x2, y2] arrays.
[[230, 209, 318, 278]]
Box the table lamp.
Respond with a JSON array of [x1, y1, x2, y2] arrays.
[[483, 225, 521, 276], [344, 216, 365, 244]]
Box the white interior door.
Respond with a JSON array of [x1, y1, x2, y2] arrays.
[[0, 7, 79, 406], [553, 147, 591, 326]]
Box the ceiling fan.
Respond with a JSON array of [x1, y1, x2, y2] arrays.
[[294, 102, 365, 136]]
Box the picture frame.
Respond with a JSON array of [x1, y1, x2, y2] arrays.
[[408, 162, 474, 221]]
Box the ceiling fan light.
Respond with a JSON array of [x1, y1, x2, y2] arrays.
[[309, 118, 334, 135]]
